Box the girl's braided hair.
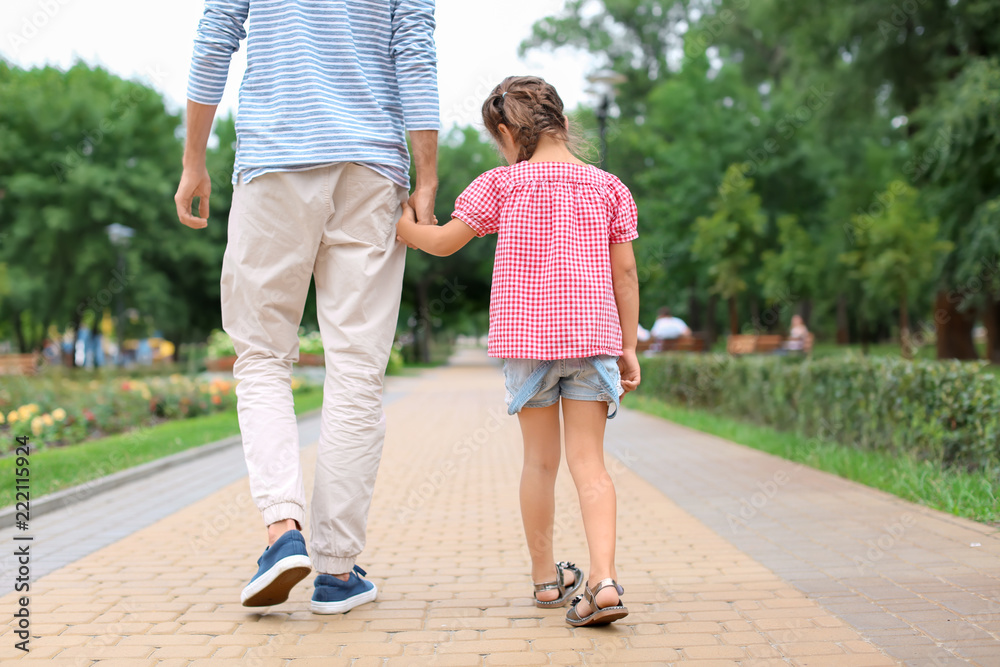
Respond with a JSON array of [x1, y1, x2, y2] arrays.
[[482, 76, 585, 164]]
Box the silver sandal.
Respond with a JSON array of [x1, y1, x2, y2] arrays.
[[566, 578, 628, 626], [533, 561, 584, 608]]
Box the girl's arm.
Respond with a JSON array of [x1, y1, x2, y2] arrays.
[[396, 205, 477, 257], [611, 241, 641, 393]]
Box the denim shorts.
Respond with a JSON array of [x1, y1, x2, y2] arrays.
[[503, 356, 623, 419]]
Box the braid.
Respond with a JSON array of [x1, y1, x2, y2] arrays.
[[518, 98, 545, 162]]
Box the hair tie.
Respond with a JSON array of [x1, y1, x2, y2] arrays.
[[502, 92, 507, 98]]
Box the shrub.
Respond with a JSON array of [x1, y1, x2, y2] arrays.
[[639, 353, 1000, 470]]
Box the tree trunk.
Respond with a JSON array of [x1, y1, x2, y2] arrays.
[[934, 290, 978, 360], [899, 292, 912, 359], [800, 300, 813, 328], [983, 293, 1000, 364], [836, 294, 849, 344], [12, 311, 26, 354], [728, 296, 739, 335], [706, 294, 718, 346], [688, 284, 701, 333]]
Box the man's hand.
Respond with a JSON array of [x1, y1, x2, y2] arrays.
[[396, 204, 419, 249], [618, 349, 641, 395], [408, 185, 437, 226], [175, 164, 212, 229]]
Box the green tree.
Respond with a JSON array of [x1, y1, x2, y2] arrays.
[[0, 62, 183, 355], [758, 214, 817, 321], [692, 163, 768, 335], [840, 181, 952, 358]]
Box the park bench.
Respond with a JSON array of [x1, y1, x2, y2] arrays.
[[726, 333, 814, 356], [637, 335, 708, 354], [0, 353, 40, 376]]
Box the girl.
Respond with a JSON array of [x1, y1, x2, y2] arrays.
[[396, 75, 640, 627]]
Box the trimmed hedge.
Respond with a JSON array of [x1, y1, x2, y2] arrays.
[[639, 353, 1000, 469]]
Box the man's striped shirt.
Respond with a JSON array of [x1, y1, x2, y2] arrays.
[[187, 0, 439, 187]]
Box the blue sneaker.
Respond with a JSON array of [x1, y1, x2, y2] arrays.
[[310, 565, 378, 614], [240, 529, 312, 607]]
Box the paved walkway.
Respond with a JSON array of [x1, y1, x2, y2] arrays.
[[1, 348, 998, 665]]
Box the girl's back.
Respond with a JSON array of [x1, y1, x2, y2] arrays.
[[454, 161, 637, 361]]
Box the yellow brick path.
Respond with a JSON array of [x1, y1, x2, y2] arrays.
[[0, 351, 901, 665]]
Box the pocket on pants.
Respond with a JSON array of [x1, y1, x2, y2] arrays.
[[339, 165, 402, 250]]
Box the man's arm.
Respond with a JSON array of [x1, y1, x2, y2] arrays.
[[391, 0, 440, 224], [408, 129, 438, 225], [175, 0, 249, 229], [611, 242, 641, 393], [176, 101, 218, 229]]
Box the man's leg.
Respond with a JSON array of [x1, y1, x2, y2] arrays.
[[309, 163, 407, 580], [222, 169, 326, 605]]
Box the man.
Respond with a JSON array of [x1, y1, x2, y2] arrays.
[[174, 0, 439, 614], [650, 307, 691, 340]]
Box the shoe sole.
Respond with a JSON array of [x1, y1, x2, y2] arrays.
[[310, 582, 378, 614], [241, 554, 313, 607], [567, 605, 629, 627]]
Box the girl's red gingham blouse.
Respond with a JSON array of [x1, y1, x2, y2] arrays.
[[453, 161, 638, 361]]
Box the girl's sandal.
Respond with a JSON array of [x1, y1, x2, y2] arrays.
[[565, 578, 628, 627], [533, 561, 584, 608]]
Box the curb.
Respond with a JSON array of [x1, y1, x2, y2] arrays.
[[0, 408, 322, 525]]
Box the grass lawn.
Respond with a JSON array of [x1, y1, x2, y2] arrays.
[[0, 387, 325, 509], [627, 394, 1000, 526]]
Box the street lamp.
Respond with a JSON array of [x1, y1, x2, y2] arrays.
[[106, 223, 134, 366], [586, 70, 627, 170]]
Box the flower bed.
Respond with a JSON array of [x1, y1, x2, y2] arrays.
[[0, 373, 302, 452]]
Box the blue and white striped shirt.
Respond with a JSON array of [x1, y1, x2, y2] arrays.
[[187, 0, 439, 187]]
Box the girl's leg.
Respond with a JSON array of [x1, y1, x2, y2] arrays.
[[562, 397, 620, 614], [517, 403, 575, 601]]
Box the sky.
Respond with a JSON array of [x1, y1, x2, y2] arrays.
[[1, 0, 598, 131]]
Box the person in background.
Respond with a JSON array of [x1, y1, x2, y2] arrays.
[[637, 323, 651, 342], [650, 307, 691, 340], [783, 314, 811, 351]]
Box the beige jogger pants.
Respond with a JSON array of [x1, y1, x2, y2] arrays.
[[221, 163, 407, 574]]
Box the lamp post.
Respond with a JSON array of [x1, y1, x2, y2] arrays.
[[586, 70, 627, 170], [106, 223, 134, 367]]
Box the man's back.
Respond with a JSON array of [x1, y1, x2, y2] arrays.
[[187, 0, 438, 187]]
